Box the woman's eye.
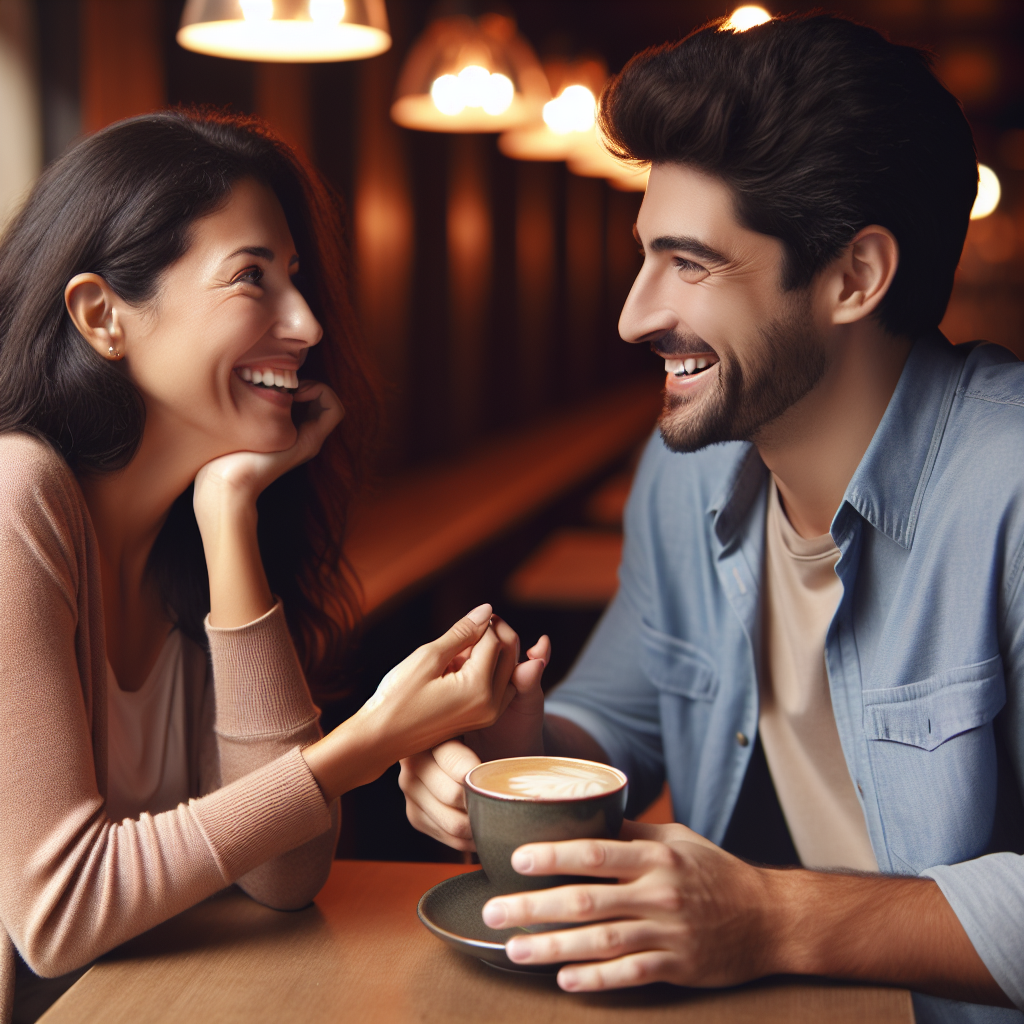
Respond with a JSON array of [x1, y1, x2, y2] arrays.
[[234, 266, 264, 286]]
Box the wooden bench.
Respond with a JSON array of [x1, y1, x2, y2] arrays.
[[345, 380, 660, 618]]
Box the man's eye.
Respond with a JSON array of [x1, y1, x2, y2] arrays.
[[674, 258, 709, 281], [234, 266, 264, 286]]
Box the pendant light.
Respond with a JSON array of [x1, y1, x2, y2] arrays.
[[390, 14, 548, 133], [177, 0, 391, 63]]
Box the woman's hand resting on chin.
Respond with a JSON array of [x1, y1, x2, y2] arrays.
[[192, 380, 344, 628]]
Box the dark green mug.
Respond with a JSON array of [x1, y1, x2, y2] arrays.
[[464, 756, 628, 896]]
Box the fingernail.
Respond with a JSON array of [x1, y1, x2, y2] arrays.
[[559, 969, 580, 991], [511, 849, 534, 872], [466, 603, 492, 625], [482, 900, 508, 927], [505, 937, 530, 962]]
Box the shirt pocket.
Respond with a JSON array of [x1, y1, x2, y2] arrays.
[[862, 655, 1005, 752], [639, 621, 719, 701]]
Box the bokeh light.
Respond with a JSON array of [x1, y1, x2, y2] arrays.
[[240, 0, 273, 21], [722, 6, 771, 32], [309, 0, 345, 25], [542, 85, 597, 135], [430, 66, 515, 118], [971, 164, 1001, 220]]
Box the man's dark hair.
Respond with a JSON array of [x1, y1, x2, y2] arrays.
[[599, 14, 978, 338]]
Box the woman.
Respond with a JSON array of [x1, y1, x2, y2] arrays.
[[0, 110, 547, 1022]]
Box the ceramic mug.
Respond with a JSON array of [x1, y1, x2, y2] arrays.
[[464, 755, 628, 896]]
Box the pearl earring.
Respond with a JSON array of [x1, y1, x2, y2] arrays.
[[108, 346, 120, 359]]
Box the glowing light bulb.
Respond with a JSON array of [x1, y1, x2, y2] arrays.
[[456, 65, 491, 107], [722, 5, 771, 32], [543, 84, 596, 135], [431, 74, 465, 115], [309, 0, 345, 24], [970, 164, 1001, 219], [240, 0, 273, 21], [483, 73, 514, 115]]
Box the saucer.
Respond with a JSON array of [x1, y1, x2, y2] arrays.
[[417, 870, 562, 974]]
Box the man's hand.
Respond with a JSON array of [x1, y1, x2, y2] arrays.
[[482, 821, 775, 990], [398, 633, 550, 850], [479, 821, 1012, 1006]]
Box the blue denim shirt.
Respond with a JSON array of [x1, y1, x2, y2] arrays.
[[545, 334, 1024, 1023]]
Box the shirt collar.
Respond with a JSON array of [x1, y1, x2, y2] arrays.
[[841, 332, 967, 550], [707, 332, 968, 551]]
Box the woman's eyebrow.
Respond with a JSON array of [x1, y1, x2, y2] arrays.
[[227, 245, 275, 261]]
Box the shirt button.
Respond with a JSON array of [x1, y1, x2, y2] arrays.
[[736, 732, 749, 747]]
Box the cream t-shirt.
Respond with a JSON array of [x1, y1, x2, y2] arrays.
[[759, 479, 877, 872], [106, 629, 190, 823]]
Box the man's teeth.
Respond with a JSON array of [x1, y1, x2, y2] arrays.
[[238, 367, 299, 389], [664, 356, 713, 377]]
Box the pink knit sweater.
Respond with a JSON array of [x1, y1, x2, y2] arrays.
[[0, 434, 339, 1021]]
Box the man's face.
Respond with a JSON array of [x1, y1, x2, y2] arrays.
[[620, 163, 828, 452]]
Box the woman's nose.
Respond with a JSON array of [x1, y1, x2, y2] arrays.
[[278, 286, 323, 348]]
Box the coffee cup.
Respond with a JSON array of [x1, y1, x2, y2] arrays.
[[464, 756, 628, 896]]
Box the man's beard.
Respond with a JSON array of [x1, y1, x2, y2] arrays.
[[657, 298, 827, 454]]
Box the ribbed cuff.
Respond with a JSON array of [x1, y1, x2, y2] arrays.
[[205, 600, 319, 738], [191, 746, 332, 882]]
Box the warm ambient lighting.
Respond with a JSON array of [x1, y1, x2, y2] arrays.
[[391, 14, 548, 133], [430, 66, 515, 117], [722, 5, 772, 32], [970, 164, 1001, 219], [543, 85, 596, 134], [177, 0, 391, 63], [567, 131, 650, 192]]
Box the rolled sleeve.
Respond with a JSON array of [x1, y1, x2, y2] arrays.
[[922, 853, 1024, 1010]]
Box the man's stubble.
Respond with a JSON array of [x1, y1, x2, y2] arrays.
[[657, 295, 828, 454]]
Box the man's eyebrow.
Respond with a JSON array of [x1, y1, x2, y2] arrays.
[[645, 233, 730, 267]]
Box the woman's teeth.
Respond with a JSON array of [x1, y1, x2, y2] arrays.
[[665, 356, 714, 377], [238, 366, 299, 391]]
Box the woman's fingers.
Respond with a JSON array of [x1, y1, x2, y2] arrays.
[[425, 604, 493, 672], [289, 381, 345, 464], [526, 634, 552, 664]]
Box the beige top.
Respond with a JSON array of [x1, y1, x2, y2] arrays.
[[0, 434, 340, 1023], [106, 630, 190, 824], [759, 479, 877, 872]]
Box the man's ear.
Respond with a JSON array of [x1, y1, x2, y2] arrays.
[[828, 225, 899, 326], [64, 273, 126, 361]]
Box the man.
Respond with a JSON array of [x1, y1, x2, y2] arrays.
[[399, 14, 1024, 1022]]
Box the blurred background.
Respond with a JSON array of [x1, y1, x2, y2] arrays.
[[4, 0, 1021, 860]]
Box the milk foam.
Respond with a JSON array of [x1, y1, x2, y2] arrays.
[[504, 764, 616, 799]]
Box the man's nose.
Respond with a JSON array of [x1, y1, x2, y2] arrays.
[[618, 266, 678, 346]]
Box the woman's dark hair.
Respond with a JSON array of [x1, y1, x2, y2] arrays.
[[0, 109, 378, 697], [599, 13, 978, 338]]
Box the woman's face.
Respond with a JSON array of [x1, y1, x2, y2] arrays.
[[118, 177, 323, 460]]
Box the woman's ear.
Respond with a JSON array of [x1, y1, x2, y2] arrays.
[[64, 273, 126, 361], [828, 225, 900, 326]]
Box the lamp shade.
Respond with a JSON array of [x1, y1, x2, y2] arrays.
[[177, 0, 391, 62], [566, 129, 649, 192], [391, 14, 548, 133]]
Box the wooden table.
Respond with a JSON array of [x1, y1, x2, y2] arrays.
[[41, 861, 914, 1024]]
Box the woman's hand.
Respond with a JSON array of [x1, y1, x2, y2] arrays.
[[193, 381, 344, 627], [302, 607, 525, 803], [398, 633, 550, 851]]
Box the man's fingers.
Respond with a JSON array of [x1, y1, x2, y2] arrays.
[[431, 740, 481, 787], [557, 951, 678, 992], [426, 604, 492, 669], [510, 838, 676, 881], [526, 634, 551, 664], [400, 773, 476, 847], [483, 878, 660, 930], [403, 789, 476, 851], [505, 919, 672, 967]]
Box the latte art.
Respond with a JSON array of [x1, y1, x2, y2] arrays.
[[506, 765, 616, 799], [467, 756, 625, 801]]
